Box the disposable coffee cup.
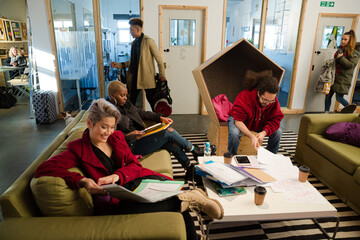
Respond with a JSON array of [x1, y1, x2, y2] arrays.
[[223, 152, 233, 164], [254, 186, 267, 205], [298, 165, 310, 182]]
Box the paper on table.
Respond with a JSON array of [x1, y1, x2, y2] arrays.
[[200, 161, 248, 186], [271, 179, 306, 193], [257, 147, 278, 165], [283, 188, 327, 204]]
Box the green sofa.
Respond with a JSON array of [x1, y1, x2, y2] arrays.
[[294, 113, 360, 214], [0, 111, 186, 240]]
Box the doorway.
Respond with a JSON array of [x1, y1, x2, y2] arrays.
[[305, 14, 359, 112], [99, 0, 140, 100], [159, 6, 207, 114]]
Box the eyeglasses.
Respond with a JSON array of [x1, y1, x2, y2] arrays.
[[259, 95, 276, 104]]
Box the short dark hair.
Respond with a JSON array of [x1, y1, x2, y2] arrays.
[[129, 18, 143, 28], [256, 75, 280, 95]]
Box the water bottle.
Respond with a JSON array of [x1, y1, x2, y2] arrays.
[[204, 142, 211, 162]]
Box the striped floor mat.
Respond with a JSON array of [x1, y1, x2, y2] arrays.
[[172, 131, 360, 239]]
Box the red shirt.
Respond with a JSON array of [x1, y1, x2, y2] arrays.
[[229, 89, 284, 136]]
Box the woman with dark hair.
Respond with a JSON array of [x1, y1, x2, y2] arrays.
[[227, 70, 284, 154], [34, 98, 223, 240], [325, 30, 360, 113]]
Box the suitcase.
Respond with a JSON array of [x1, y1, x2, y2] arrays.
[[33, 90, 57, 124]]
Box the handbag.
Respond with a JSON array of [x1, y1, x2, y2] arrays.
[[321, 82, 331, 95]]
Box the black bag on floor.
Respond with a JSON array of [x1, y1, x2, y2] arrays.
[[0, 87, 17, 109], [33, 90, 57, 124]]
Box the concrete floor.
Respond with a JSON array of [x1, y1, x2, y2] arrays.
[[0, 98, 302, 221]]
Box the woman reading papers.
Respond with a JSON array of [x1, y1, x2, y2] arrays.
[[34, 99, 223, 239], [107, 81, 203, 181]]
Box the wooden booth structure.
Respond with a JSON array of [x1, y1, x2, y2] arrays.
[[193, 39, 284, 156]]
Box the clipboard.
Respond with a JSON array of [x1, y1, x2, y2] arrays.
[[142, 123, 171, 137]]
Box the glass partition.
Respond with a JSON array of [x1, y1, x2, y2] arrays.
[[263, 0, 302, 107], [225, 0, 263, 47], [51, 0, 99, 111]]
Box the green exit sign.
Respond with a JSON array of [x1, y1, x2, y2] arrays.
[[320, 1, 335, 7]]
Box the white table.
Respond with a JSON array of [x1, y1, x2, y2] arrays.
[[60, 70, 88, 110], [197, 156, 339, 239], [0, 66, 26, 87]]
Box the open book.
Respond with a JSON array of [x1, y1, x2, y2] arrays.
[[142, 123, 171, 137], [100, 179, 184, 203]]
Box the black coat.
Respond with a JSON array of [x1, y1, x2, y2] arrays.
[[117, 100, 161, 141]]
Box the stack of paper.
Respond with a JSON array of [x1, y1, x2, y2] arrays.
[[196, 161, 250, 187]]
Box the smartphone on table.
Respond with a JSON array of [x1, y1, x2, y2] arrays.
[[234, 155, 251, 166]]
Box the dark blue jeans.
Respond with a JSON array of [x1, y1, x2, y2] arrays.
[[227, 116, 282, 155], [325, 90, 349, 111], [132, 128, 193, 168]]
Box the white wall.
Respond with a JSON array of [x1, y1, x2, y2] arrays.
[[100, 0, 140, 30], [142, 0, 224, 62], [28, 0, 57, 92], [0, 0, 27, 22], [292, 0, 360, 110]]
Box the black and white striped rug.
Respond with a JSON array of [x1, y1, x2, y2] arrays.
[[172, 131, 360, 239]]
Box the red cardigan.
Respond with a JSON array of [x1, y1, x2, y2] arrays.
[[229, 89, 284, 136]]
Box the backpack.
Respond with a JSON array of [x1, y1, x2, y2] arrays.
[[0, 87, 17, 109]]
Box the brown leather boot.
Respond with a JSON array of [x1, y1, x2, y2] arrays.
[[178, 188, 224, 219]]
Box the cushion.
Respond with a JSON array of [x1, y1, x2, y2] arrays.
[[325, 122, 360, 147], [30, 167, 94, 216], [212, 94, 233, 122], [354, 114, 360, 124]]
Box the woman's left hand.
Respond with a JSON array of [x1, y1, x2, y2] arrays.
[[97, 174, 120, 186], [160, 117, 173, 124]]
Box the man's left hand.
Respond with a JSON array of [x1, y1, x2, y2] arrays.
[[159, 77, 167, 82]]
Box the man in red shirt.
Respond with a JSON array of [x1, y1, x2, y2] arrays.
[[228, 72, 284, 155]]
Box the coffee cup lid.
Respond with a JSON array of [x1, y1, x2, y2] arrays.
[[223, 152, 233, 158], [254, 186, 267, 195], [299, 165, 310, 173]]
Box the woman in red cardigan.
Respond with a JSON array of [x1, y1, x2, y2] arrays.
[[34, 98, 223, 239]]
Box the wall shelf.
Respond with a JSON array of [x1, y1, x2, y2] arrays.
[[0, 41, 28, 43]]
